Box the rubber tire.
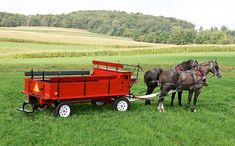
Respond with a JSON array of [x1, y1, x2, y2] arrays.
[[112, 97, 130, 111], [54, 102, 72, 118]]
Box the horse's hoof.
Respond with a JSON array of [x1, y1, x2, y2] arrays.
[[157, 108, 160, 112], [157, 108, 165, 112], [192, 108, 196, 112], [158, 109, 163, 112], [157, 107, 162, 112]]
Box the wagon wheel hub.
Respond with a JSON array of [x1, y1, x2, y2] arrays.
[[117, 101, 128, 111], [59, 105, 71, 117]]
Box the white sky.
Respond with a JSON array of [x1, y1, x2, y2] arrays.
[[0, 0, 234, 29]]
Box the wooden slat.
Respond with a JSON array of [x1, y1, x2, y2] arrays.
[[92, 60, 123, 68]]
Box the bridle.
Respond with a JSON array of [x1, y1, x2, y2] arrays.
[[192, 60, 199, 68], [210, 62, 220, 77]]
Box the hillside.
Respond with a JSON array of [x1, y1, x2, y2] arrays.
[[2, 10, 235, 45], [1, 11, 235, 44], [0, 11, 193, 45], [1, 27, 235, 59], [0, 26, 154, 47], [0, 26, 172, 58]]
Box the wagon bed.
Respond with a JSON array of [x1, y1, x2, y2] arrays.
[[18, 60, 142, 117]]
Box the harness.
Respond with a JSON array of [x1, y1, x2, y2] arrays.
[[195, 65, 206, 80], [190, 65, 206, 85], [165, 65, 184, 89], [168, 64, 206, 88], [174, 65, 184, 72], [190, 73, 196, 84]]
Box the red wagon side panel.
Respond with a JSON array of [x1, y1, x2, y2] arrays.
[[86, 80, 108, 96], [23, 60, 133, 105], [59, 82, 85, 99], [23, 78, 44, 98]]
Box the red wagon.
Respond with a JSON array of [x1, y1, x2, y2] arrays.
[[18, 60, 142, 117]]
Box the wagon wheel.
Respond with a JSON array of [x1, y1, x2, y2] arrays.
[[54, 102, 72, 118], [112, 97, 130, 111]]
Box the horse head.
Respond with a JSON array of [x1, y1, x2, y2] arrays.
[[209, 60, 222, 78]]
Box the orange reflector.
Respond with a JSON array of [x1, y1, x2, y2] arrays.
[[34, 83, 39, 92]]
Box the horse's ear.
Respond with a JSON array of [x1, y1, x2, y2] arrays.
[[193, 58, 198, 65]]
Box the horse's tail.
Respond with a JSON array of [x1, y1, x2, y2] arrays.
[[157, 68, 163, 79], [144, 67, 163, 86]]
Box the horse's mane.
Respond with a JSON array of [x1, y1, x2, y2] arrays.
[[179, 60, 191, 65], [201, 61, 213, 67], [178, 60, 194, 70]]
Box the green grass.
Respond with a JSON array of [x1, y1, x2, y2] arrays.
[[0, 53, 234, 146], [0, 27, 234, 146], [0, 52, 235, 71]]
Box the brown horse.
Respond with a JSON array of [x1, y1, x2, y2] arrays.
[[144, 60, 199, 105], [157, 60, 222, 112]]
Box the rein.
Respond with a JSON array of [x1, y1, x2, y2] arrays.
[[206, 74, 215, 79]]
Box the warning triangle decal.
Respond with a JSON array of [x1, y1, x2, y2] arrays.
[[34, 83, 39, 92]]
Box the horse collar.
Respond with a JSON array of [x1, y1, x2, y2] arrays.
[[175, 65, 184, 72], [195, 66, 206, 80]]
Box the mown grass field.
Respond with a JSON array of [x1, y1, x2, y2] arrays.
[[0, 27, 234, 146]]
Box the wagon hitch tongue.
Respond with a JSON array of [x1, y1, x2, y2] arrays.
[[17, 102, 35, 113]]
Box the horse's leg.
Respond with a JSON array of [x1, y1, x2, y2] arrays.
[[170, 92, 176, 106], [192, 89, 201, 112], [178, 91, 183, 107], [186, 90, 193, 110], [170, 93, 175, 106], [145, 85, 155, 105], [157, 86, 170, 112]]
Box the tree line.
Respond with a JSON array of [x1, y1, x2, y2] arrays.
[[0, 10, 235, 44]]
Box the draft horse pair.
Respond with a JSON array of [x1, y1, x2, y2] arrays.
[[144, 60, 222, 112]]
